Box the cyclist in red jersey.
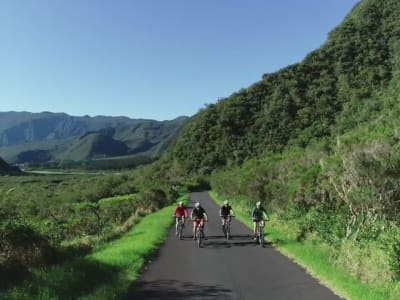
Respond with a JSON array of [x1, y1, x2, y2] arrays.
[[173, 201, 189, 236]]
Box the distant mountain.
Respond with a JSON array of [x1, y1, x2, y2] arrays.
[[0, 112, 188, 164], [0, 157, 20, 173], [60, 132, 129, 161]]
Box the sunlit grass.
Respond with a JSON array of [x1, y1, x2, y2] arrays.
[[99, 193, 138, 204], [210, 191, 398, 300]]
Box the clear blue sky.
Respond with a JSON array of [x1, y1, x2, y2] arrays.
[[0, 0, 360, 121]]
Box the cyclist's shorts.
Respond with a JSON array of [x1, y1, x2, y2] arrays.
[[176, 217, 184, 222], [252, 218, 262, 223], [221, 215, 231, 220], [193, 219, 205, 227]]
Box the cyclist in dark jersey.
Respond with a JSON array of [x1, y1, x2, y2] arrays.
[[220, 200, 235, 236], [252, 201, 269, 240], [191, 202, 208, 240]]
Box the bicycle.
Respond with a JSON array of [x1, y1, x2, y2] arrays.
[[194, 219, 206, 248], [255, 221, 265, 247], [222, 215, 234, 240], [176, 217, 185, 240]]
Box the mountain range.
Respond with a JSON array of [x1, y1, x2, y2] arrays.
[[0, 111, 188, 165]]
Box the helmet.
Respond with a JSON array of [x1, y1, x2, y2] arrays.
[[179, 201, 183, 205], [224, 200, 229, 205], [195, 202, 200, 208], [256, 201, 261, 207]]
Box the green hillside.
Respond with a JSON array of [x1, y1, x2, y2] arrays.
[[60, 133, 129, 161], [162, 0, 400, 175]]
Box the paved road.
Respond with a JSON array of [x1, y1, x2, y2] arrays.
[[125, 191, 343, 300]]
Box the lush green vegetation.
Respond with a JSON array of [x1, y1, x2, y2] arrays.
[[0, 171, 181, 292], [207, 99, 400, 293], [1, 195, 188, 299]]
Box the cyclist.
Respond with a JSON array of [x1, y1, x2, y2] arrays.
[[220, 200, 235, 236], [191, 202, 208, 240], [252, 201, 269, 240], [173, 201, 189, 236]]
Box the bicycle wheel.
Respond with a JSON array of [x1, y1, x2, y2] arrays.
[[226, 222, 230, 240], [178, 221, 183, 239], [197, 226, 202, 247], [222, 223, 227, 237], [258, 225, 264, 247]]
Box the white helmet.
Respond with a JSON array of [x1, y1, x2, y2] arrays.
[[179, 201, 183, 205], [224, 200, 229, 205], [256, 201, 261, 207], [195, 202, 200, 208]]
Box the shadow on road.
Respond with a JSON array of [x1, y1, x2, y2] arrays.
[[203, 240, 257, 248], [124, 279, 234, 300], [203, 240, 273, 248], [179, 234, 253, 240], [177, 234, 273, 249], [206, 234, 253, 239]]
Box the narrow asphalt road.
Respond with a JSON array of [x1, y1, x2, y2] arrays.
[[124, 191, 343, 300]]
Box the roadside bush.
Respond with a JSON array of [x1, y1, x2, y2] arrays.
[[137, 188, 168, 215], [380, 225, 400, 280], [335, 239, 392, 284], [0, 220, 56, 267]]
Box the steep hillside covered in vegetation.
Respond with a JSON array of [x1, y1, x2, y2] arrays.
[[163, 0, 400, 175]]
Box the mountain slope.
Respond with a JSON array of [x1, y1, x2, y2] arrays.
[[0, 112, 188, 163], [0, 157, 20, 173], [59, 133, 129, 161], [164, 0, 400, 175]]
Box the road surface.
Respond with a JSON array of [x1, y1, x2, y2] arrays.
[[125, 191, 343, 300]]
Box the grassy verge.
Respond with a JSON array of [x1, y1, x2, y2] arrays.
[[2, 194, 189, 300], [209, 191, 398, 300]]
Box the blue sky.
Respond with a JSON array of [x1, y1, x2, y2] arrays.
[[0, 0, 360, 121]]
